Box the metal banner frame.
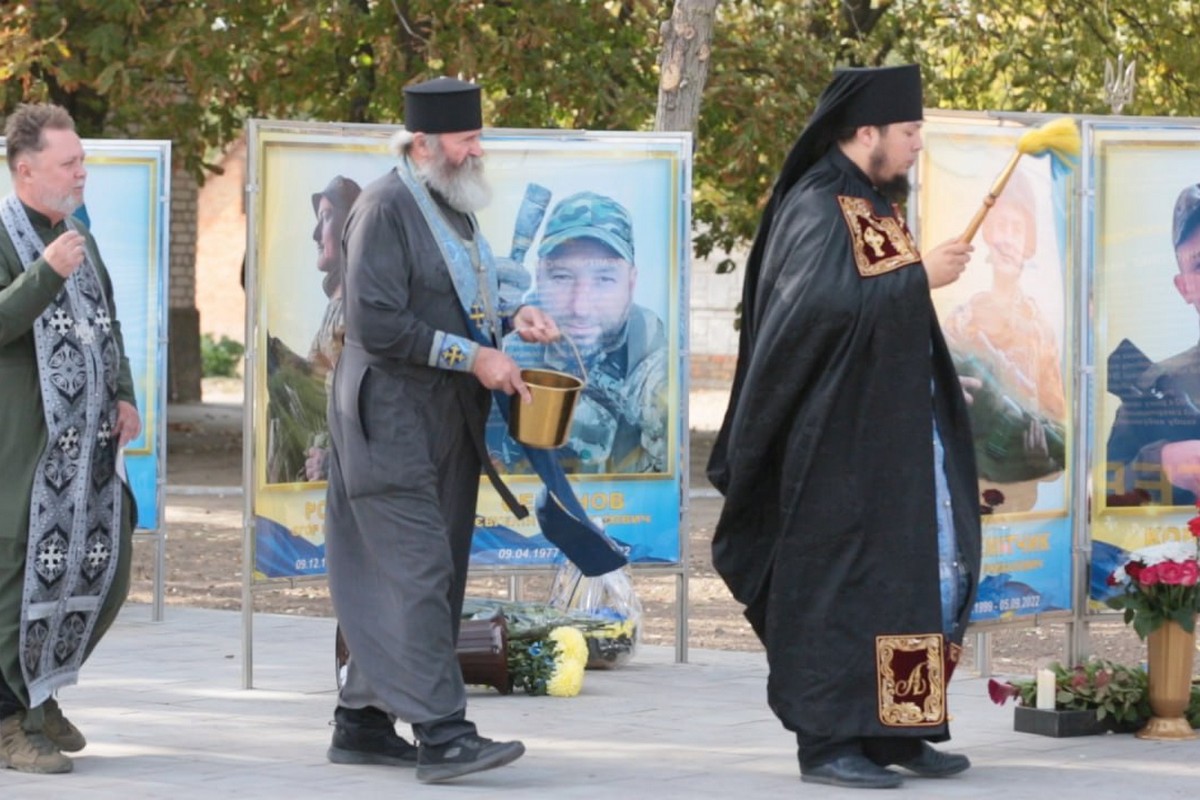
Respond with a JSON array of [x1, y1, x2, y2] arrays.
[[1084, 118, 1200, 629], [917, 112, 1078, 636]]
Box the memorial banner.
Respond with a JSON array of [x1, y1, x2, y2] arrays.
[[248, 122, 688, 580], [1088, 123, 1200, 604], [917, 116, 1075, 621]]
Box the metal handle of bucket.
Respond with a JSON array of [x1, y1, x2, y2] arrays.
[[504, 330, 588, 386], [558, 332, 588, 386]]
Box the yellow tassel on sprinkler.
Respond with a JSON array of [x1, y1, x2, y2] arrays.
[[959, 116, 1081, 244]]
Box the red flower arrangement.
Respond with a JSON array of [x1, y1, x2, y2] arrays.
[[1105, 500, 1200, 638], [986, 660, 1150, 727]]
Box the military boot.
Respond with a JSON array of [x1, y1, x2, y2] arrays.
[[37, 698, 87, 752], [1, 712, 73, 774]]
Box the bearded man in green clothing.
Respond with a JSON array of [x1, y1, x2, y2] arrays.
[[0, 103, 140, 774]]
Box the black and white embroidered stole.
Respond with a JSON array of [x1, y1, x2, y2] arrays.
[[0, 194, 124, 706]]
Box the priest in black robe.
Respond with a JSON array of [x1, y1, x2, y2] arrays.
[[707, 65, 981, 790]]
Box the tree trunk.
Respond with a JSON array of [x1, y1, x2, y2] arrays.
[[654, 0, 718, 133]]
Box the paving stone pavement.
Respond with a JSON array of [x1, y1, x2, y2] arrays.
[[3, 604, 1199, 798]]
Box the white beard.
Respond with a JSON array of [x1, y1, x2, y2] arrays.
[[415, 143, 492, 213]]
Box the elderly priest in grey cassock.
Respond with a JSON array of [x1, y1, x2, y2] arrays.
[[321, 77, 565, 785]]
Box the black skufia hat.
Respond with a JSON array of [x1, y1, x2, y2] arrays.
[[403, 77, 482, 134]]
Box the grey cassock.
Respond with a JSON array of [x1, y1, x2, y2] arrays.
[[324, 168, 489, 731]]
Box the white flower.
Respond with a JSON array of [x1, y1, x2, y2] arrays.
[[1129, 541, 1199, 567]]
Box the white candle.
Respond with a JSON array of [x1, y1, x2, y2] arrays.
[[1036, 668, 1056, 710]]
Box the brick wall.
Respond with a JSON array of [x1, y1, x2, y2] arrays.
[[168, 166, 202, 402], [169, 168, 198, 309], [688, 248, 743, 388]]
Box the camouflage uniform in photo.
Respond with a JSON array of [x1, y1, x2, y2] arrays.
[[500, 191, 668, 474]]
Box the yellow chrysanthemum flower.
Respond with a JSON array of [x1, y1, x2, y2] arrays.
[[549, 625, 589, 666], [546, 657, 585, 697]]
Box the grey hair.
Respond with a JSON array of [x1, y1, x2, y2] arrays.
[[5, 103, 76, 173], [389, 128, 415, 157]]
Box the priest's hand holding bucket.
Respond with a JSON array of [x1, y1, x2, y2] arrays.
[[471, 306, 562, 403], [473, 348, 533, 403], [511, 304, 560, 344]]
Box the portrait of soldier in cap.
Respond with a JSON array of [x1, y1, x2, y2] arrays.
[[707, 64, 979, 789], [498, 190, 669, 475], [941, 166, 1067, 507], [1106, 182, 1200, 507]]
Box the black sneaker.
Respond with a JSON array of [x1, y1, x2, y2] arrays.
[[416, 733, 525, 783], [326, 706, 418, 767]]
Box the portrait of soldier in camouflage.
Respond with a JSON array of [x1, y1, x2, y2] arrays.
[[498, 191, 669, 474]]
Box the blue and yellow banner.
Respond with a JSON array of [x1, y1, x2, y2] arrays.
[[917, 117, 1076, 621], [1088, 123, 1200, 606]]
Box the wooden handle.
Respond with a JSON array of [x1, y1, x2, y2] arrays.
[[958, 152, 1023, 244]]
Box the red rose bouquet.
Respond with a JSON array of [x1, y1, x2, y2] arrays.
[[1105, 502, 1200, 639]]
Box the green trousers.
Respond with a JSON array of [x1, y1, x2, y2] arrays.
[[0, 494, 133, 719]]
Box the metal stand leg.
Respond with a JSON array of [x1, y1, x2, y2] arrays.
[[153, 532, 166, 621], [675, 571, 689, 664]]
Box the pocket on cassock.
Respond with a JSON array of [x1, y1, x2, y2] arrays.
[[338, 365, 434, 498]]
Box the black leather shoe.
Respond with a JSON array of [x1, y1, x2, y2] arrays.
[[801, 754, 903, 789], [416, 734, 525, 783], [327, 705, 418, 767], [894, 741, 970, 777]]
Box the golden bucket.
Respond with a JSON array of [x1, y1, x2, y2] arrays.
[[509, 334, 587, 449], [510, 368, 584, 449]]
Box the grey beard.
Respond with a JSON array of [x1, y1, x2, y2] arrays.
[[39, 188, 82, 218], [415, 153, 492, 213]]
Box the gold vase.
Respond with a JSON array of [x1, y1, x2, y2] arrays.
[[1136, 618, 1198, 740]]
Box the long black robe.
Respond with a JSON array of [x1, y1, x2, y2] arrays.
[[708, 148, 981, 742]]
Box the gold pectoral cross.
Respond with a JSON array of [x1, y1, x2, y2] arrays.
[[863, 225, 886, 258]]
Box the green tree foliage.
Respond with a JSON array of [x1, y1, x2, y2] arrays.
[[3, 0, 1199, 263], [890, 0, 1200, 116], [2, 1, 267, 175], [199, 332, 244, 377]]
